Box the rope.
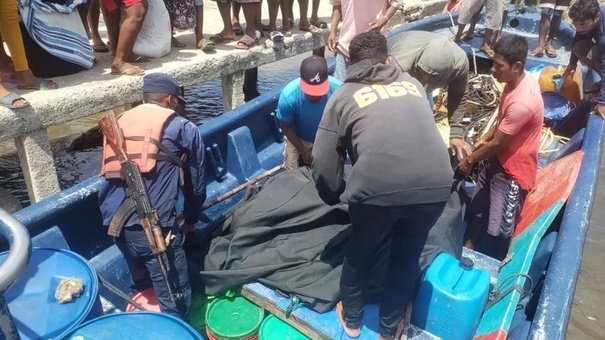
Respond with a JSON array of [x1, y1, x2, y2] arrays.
[[97, 273, 148, 311], [463, 74, 502, 143], [539, 127, 570, 153]]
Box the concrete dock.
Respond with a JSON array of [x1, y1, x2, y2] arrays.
[[0, 0, 446, 202]]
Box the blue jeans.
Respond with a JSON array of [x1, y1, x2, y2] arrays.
[[333, 50, 350, 82], [115, 225, 192, 321]]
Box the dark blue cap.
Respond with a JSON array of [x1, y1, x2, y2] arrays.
[[142, 73, 186, 104]]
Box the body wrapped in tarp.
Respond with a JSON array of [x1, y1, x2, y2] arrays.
[[186, 167, 466, 312]]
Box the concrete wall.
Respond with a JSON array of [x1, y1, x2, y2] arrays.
[[0, 0, 447, 203]]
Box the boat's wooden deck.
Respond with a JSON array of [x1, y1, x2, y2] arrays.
[[240, 248, 500, 340]]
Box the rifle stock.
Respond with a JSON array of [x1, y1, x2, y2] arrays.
[[98, 111, 181, 303]]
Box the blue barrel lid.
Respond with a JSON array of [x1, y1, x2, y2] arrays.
[[0, 247, 99, 340], [64, 312, 204, 340]]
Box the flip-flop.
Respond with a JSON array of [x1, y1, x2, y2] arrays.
[[130, 55, 151, 63], [479, 46, 495, 58], [110, 65, 145, 76], [209, 34, 235, 44], [310, 19, 328, 29], [198, 39, 216, 52], [92, 44, 109, 53], [300, 25, 322, 35], [233, 23, 244, 36], [17, 78, 58, 90], [545, 46, 557, 58], [235, 35, 257, 50], [0, 91, 29, 109], [270, 31, 284, 43]]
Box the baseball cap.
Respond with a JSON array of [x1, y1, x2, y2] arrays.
[[142, 73, 187, 104], [300, 56, 329, 97]]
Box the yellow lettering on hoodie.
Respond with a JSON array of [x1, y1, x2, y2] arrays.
[[353, 81, 422, 108]]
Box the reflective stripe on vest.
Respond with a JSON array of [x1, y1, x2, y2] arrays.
[[100, 105, 179, 178]]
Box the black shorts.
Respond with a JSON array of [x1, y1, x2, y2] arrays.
[[539, 0, 571, 11]]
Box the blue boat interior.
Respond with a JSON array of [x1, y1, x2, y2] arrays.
[[1, 9, 603, 340]]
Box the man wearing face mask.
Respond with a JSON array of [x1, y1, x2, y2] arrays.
[[387, 31, 472, 160], [98, 72, 206, 321]]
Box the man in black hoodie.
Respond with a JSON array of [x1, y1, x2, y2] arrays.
[[311, 31, 454, 339]]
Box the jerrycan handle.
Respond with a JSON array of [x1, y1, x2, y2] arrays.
[[552, 74, 564, 92], [459, 257, 474, 270]]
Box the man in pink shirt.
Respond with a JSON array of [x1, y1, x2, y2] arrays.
[[327, 0, 401, 81], [458, 35, 544, 260]]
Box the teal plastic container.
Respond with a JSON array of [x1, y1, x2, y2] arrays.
[[411, 253, 490, 340]]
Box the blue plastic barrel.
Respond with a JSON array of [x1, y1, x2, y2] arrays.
[[64, 312, 204, 339], [0, 247, 101, 340], [411, 253, 491, 340]]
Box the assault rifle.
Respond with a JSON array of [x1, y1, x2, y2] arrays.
[[98, 111, 181, 303]]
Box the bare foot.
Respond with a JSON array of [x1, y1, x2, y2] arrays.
[[110, 62, 145, 76], [16, 70, 59, 90], [480, 44, 495, 58]]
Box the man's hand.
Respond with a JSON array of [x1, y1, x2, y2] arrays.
[[562, 64, 576, 80], [457, 157, 475, 174], [449, 138, 472, 160], [328, 31, 337, 52], [301, 148, 313, 165], [367, 17, 389, 31], [181, 223, 196, 234], [595, 104, 605, 120]]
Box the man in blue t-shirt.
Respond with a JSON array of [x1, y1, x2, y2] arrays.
[[277, 56, 342, 169]]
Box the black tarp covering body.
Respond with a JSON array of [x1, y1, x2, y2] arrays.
[[186, 167, 466, 313]]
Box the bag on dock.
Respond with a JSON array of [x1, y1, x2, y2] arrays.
[[126, 0, 171, 58]]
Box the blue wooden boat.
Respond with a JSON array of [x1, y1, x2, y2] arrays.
[[0, 7, 602, 340]]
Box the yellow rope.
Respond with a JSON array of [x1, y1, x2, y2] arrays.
[[540, 127, 570, 153]]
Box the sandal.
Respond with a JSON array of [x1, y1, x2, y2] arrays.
[[129, 55, 151, 63], [92, 43, 109, 53], [0, 91, 29, 109], [17, 78, 58, 90], [110, 64, 145, 76], [233, 23, 244, 36], [198, 39, 216, 52], [309, 19, 328, 29], [235, 35, 257, 50], [270, 31, 284, 43], [209, 34, 235, 44], [299, 24, 322, 35], [545, 45, 557, 58], [479, 45, 495, 58], [530, 46, 545, 58]]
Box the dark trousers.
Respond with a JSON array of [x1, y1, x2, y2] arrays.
[[341, 202, 446, 339], [115, 225, 192, 321]]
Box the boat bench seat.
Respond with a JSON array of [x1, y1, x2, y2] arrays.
[[31, 226, 70, 250]]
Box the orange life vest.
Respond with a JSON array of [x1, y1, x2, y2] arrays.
[[100, 104, 184, 179]]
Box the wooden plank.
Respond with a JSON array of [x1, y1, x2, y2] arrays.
[[241, 283, 439, 340]]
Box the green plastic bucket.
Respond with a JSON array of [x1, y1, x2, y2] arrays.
[[258, 315, 310, 340], [205, 295, 265, 339], [190, 294, 210, 334]]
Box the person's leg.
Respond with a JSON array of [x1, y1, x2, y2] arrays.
[[310, 0, 321, 25], [280, 0, 291, 34], [297, 0, 310, 29], [531, 10, 552, 56], [544, 10, 563, 57], [88, 0, 108, 50], [464, 161, 491, 249], [268, 0, 280, 32], [232, 1, 241, 26], [0, 0, 58, 88], [493, 8, 508, 43], [111, 1, 147, 74], [482, 0, 504, 56], [240, 2, 258, 40], [283, 138, 301, 169], [78, 2, 92, 38], [454, 0, 482, 42], [195, 0, 215, 50], [115, 228, 154, 294], [340, 203, 395, 337], [212, 0, 236, 42], [378, 202, 446, 339]]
